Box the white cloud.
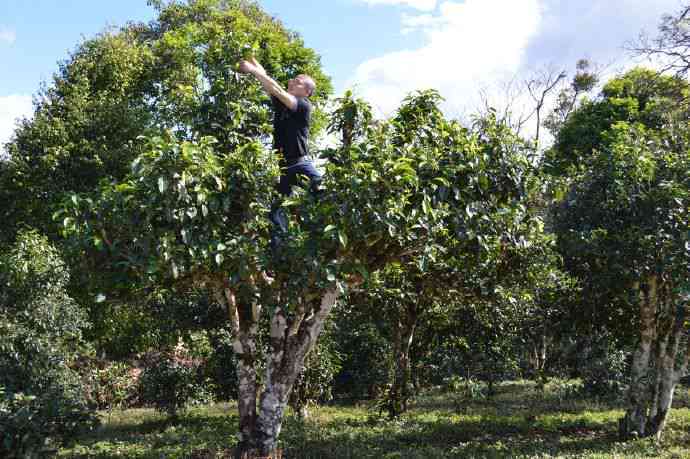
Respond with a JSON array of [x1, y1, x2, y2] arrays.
[[401, 12, 442, 34], [360, 0, 438, 12], [0, 27, 16, 45], [348, 0, 683, 126], [0, 95, 33, 156], [525, 0, 681, 70], [348, 0, 543, 117]]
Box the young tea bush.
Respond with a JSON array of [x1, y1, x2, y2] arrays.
[[0, 373, 96, 458], [138, 351, 214, 417], [0, 231, 97, 456]]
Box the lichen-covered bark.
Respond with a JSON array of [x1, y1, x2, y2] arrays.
[[253, 287, 340, 455], [648, 300, 686, 440], [620, 278, 689, 441], [649, 309, 671, 425], [232, 290, 262, 451], [620, 276, 657, 439], [213, 284, 260, 455]]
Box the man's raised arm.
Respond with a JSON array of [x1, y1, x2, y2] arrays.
[[238, 57, 298, 111]]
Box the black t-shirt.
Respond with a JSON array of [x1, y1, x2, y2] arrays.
[[272, 96, 312, 161]]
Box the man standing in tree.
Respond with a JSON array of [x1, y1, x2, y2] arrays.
[[238, 57, 321, 249]]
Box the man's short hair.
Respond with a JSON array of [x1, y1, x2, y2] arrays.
[[300, 74, 316, 97]]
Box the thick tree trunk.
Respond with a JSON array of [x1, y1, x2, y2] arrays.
[[648, 301, 686, 440], [620, 276, 658, 439], [233, 292, 262, 451], [213, 286, 260, 454], [215, 284, 339, 457], [649, 353, 677, 439], [252, 287, 340, 455], [620, 278, 689, 441], [387, 302, 418, 418], [648, 329, 668, 428]]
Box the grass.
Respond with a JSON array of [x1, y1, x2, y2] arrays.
[[58, 380, 690, 458]]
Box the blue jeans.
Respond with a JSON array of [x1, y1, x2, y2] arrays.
[[269, 158, 323, 250], [276, 158, 323, 197]]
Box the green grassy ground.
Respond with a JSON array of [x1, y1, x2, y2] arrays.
[[58, 380, 690, 458]]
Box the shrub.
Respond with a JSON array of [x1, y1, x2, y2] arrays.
[[577, 334, 629, 398], [0, 323, 99, 457], [332, 320, 392, 400], [88, 289, 226, 361], [0, 231, 97, 455], [1, 384, 97, 457], [443, 376, 488, 400], [138, 350, 214, 417], [80, 359, 141, 410], [0, 389, 48, 458], [550, 378, 583, 402], [204, 328, 240, 401], [289, 328, 342, 416]]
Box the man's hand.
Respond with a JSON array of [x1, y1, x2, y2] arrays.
[[238, 57, 266, 76], [237, 56, 297, 111]]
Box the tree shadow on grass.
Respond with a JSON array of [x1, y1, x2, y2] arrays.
[[88, 416, 170, 439], [415, 388, 623, 419], [62, 399, 690, 458], [63, 411, 239, 459], [278, 412, 623, 459]]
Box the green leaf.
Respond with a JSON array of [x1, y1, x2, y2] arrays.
[[422, 197, 432, 216], [478, 174, 489, 191], [433, 177, 450, 187], [338, 231, 348, 248], [93, 237, 104, 250], [282, 198, 300, 207]]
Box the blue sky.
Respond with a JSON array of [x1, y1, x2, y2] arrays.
[[0, 0, 414, 96], [0, 0, 684, 148]]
